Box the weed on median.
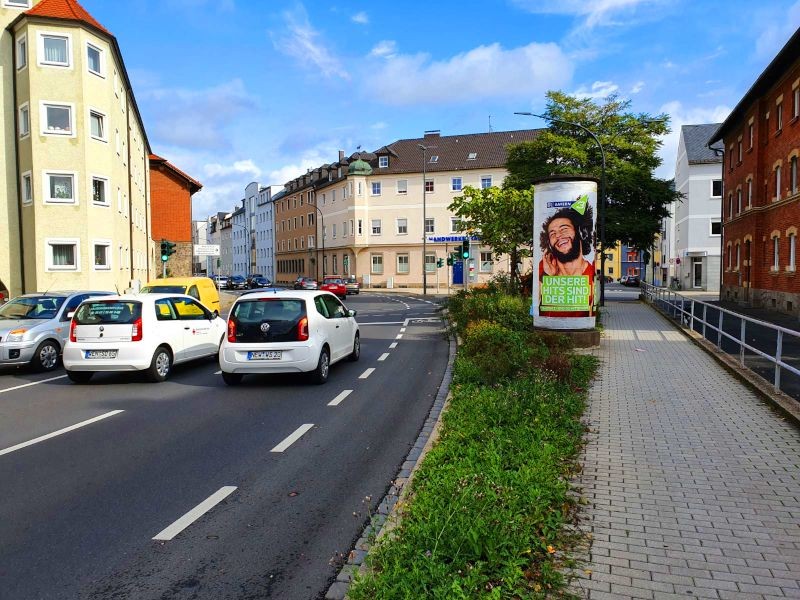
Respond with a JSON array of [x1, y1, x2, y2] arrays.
[[349, 289, 597, 599]]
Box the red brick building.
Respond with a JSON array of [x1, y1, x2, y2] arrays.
[[710, 28, 800, 314], [149, 154, 202, 277]]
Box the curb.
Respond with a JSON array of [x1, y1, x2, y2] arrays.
[[324, 323, 457, 600]]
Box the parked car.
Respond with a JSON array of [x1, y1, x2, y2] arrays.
[[0, 291, 112, 371], [211, 274, 229, 288], [344, 276, 360, 295], [320, 277, 347, 300], [63, 294, 226, 383], [621, 275, 641, 287], [293, 276, 318, 290], [248, 275, 271, 289], [226, 275, 248, 290], [140, 276, 221, 316], [219, 290, 359, 385]]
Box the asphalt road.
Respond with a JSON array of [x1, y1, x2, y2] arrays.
[[0, 294, 449, 600]]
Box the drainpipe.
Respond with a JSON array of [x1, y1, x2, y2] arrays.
[[11, 29, 26, 292]]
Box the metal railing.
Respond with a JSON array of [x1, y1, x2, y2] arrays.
[[640, 282, 800, 393]]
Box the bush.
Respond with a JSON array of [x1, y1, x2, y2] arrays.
[[446, 290, 532, 335]]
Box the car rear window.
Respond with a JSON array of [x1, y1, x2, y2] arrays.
[[74, 301, 142, 325], [230, 298, 307, 343], [140, 285, 186, 294]]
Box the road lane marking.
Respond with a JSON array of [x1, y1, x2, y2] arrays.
[[378, 353, 390, 362], [0, 410, 124, 457], [152, 486, 237, 541], [389, 342, 398, 349], [213, 370, 222, 375], [400, 327, 406, 332], [356, 321, 404, 326], [271, 424, 314, 452], [359, 368, 375, 379], [395, 334, 403, 339], [328, 390, 353, 406], [0, 374, 67, 395]]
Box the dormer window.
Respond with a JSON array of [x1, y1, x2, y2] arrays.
[[467, 152, 477, 160], [430, 156, 439, 163], [379, 156, 389, 168]]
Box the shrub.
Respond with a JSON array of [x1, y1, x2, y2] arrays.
[[458, 321, 532, 385], [446, 290, 532, 335]]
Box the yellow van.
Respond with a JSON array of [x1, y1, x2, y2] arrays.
[[140, 277, 221, 315]]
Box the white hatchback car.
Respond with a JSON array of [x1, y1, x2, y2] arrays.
[[63, 294, 226, 383], [219, 290, 359, 385]]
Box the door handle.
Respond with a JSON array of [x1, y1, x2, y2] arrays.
[[184, 326, 190, 330]]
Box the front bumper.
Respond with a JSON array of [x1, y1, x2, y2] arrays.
[[0, 340, 37, 365]]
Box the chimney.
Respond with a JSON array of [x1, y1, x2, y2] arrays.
[[424, 130, 441, 138], [339, 150, 345, 161]]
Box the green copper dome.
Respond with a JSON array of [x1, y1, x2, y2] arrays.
[[348, 158, 373, 175]]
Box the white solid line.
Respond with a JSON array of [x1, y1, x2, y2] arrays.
[[328, 390, 353, 406], [152, 486, 237, 541], [359, 368, 375, 379], [271, 423, 314, 453], [213, 370, 222, 375], [0, 410, 124, 457], [357, 321, 404, 326], [378, 353, 390, 362], [0, 374, 67, 395], [395, 334, 403, 339], [389, 342, 398, 349]]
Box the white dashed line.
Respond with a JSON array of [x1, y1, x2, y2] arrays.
[[0, 374, 67, 395], [328, 390, 353, 406], [395, 334, 403, 339], [0, 410, 124, 457], [271, 424, 314, 452], [152, 486, 237, 541], [378, 353, 390, 362], [359, 368, 375, 379], [389, 342, 398, 349], [400, 327, 406, 332], [213, 370, 222, 375]]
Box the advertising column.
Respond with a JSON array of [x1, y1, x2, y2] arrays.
[[532, 176, 598, 330]]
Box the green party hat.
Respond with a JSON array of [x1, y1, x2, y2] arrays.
[[571, 194, 589, 215]]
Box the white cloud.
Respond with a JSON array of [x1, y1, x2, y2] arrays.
[[272, 5, 349, 80], [369, 40, 397, 58], [351, 11, 369, 25], [572, 80, 620, 99], [204, 159, 262, 180], [370, 121, 387, 130], [368, 42, 573, 106], [754, 1, 800, 60], [631, 81, 644, 94], [511, 0, 663, 29], [268, 154, 330, 187], [655, 101, 731, 178]]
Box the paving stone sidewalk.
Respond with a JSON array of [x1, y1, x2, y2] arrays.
[[572, 302, 800, 600]]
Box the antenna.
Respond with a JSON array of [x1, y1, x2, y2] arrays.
[[488, 115, 493, 132]]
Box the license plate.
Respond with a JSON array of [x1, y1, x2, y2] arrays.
[[247, 350, 282, 360], [85, 350, 117, 359]]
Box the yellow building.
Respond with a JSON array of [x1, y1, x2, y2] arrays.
[[596, 242, 623, 281], [1, 0, 154, 297]]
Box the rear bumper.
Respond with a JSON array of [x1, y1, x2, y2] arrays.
[[219, 343, 318, 374], [63, 344, 154, 372]]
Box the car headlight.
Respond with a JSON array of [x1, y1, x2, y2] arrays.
[[5, 328, 27, 342]]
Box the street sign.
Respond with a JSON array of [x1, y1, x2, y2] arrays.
[[194, 244, 220, 256], [426, 235, 480, 243]]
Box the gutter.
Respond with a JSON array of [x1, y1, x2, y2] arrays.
[[10, 26, 26, 292]]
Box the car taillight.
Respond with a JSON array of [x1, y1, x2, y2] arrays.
[[69, 319, 78, 342], [131, 317, 143, 341], [297, 316, 309, 341], [227, 318, 237, 342]]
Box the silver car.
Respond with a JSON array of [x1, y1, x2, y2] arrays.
[[0, 291, 112, 371]]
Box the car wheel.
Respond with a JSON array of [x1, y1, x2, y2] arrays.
[[32, 339, 60, 372], [347, 333, 360, 362], [66, 370, 93, 384], [310, 347, 330, 384], [147, 346, 172, 382], [222, 372, 243, 386]]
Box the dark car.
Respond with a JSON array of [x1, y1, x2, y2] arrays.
[[621, 275, 640, 287], [344, 276, 360, 295], [226, 275, 248, 290], [293, 276, 318, 290], [248, 275, 271, 289]]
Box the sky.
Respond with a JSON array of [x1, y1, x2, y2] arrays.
[[78, 0, 800, 220]]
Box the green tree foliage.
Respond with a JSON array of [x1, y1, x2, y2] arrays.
[[506, 91, 681, 251], [448, 185, 534, 286]]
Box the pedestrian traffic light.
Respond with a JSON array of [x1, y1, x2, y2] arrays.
[[436, 258, 444, 268], [446, 255, 453, 266], [160, 239, 177, 262]]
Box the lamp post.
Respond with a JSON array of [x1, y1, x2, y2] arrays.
[[514, 111, 607, 306], [418, 143, 428, 295], [310, 202, 326, 281]]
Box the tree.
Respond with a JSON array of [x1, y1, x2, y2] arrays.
[[448, 185, 534, 287], [506, 91, 681, 252]]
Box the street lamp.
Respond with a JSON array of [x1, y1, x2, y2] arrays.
[[514, 111, 608, 306], [310, 202, 326, 280], [418, 143, 428, 295]]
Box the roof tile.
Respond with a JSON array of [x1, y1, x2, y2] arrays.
[[26, 0, 109, 35]]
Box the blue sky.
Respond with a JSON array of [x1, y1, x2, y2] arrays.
[[78, 0, 800, 219]]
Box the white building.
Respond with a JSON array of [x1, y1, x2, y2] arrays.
[[231, 203, 247, 277], [254, 185, 277, 282], [192, 219, 208, 275]]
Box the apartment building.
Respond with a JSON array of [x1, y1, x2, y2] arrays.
[[709, 27, 800, 313], [1, 0, 154, 295], [275, 172, 318, 285], [253, 184, 276, 282]]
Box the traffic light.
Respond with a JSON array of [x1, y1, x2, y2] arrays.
[[454, 244, 463, 257], [160, 239, 177, 262], [446, 255, 454, 266], [436, 258, 444, 268], [461, 241, 470, 259]]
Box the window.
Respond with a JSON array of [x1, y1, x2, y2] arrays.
[[379, 156, 389, 168], [357, 219, 363, 235], [91, 176, 108, 206], [308, 235, 315, 248], [451, 177, 462, 192], [44, 172, 76, 204], [481, 176, 492, 189], [727, 244, 732, 270], [86, 42, 103, 76], [728, 193, 732, 218], [794, 87, 800, 119], [737, 140, 742, 162], [18, 103, 29, 138], [332, 189, 336, 202], [747, 179, 753, 207], [711, 179, 722, 197], [397, 218, 408, 235], [371, 182, 381, 195], [425, 253, 436, 273], [21, 171, 32, 205], [710, 221, 721, 236], [429, 155, 439, 163], [776, 166, 782, 200], [480, 251, 494, 273], [332, 255, 338, 273], [791, 234, 797, 271], [737, 189, 742, 213], [41, 102, 73, 135], [93, 240, 111, 270], [40, 33, 70, 67], [89, 109, 106, 141], [774, 236, 780, 271], [332, 224, 337, 238], [371, 219, 381, 235], [450, 217, 461, 233], [792, 156, 798, 195], [736, 243, 740, 270], [16, 34, 26, 69], [46, 238, 79, 271], [749, 123, 754, 149], [777, 103, 783, 131], [397, 254, 410, 274], [467, 152, 477, 160], [425, 179, 434, 192], [371, 254, 383, 274], [397, 179, 407, 194], [5, 1, 32, 8], [425, 217, 435, 234]]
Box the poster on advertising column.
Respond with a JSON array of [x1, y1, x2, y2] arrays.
[[532, 176, 598, 330]]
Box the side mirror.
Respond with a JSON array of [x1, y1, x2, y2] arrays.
[[66, 311, 75, 319], [348, 309, 357, 318]]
